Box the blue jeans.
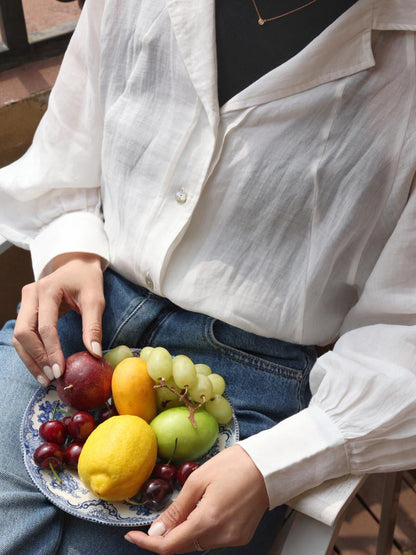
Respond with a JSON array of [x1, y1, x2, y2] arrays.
[[0, 269, 315, 555]]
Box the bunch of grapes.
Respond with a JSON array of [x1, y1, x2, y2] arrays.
[[140, 346, 233, 425]]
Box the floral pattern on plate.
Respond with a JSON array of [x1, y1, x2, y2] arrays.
[[20, 384, 239, 527]]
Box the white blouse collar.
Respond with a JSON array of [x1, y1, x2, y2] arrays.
[[165, 0, 416, 118]]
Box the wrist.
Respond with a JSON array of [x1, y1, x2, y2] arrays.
[[52, 252, 103, 272]]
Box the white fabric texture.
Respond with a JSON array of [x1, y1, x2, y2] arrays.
[[0, 0, 415, 509]]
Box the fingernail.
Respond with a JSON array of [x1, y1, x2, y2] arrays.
[[91, 341, 102, 357], [124, 534, 134, 544], [43, 365, 54, 381], [52, 363, 61, 379], [37, 375, 49, 387], [148, 521, 166, 537]]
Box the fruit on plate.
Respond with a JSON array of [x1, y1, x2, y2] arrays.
[[33, 442, 64, 471], [78, 415, 157, 502], [141, 477, 173, 510], [56, 351, 113, 410], [205, 395, 233, 425], [177, 461, 199, 487], [150, 406, 218, 462], [103, 345, 134, 369], [111, 357, 157, 423], [146, 346, 173, 382], [67, 411, 96, 442], [64, 442, 83, 469], [39, 419, 67, 445]]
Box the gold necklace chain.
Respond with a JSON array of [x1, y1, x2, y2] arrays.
[[251, 0, 317, 25]]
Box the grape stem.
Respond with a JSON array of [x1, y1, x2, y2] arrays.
[[153, 379, 206, 428]]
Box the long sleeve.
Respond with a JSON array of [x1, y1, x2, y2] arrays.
[[0, 0, 109, 279], [239, 167, 416, 509]]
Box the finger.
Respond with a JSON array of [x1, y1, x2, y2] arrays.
[[126, 504, 209, 554], [13, 284, 53, 381], [12, 337, 51, 387], [79, 288, 105, 357], [126, 474, 208, 553], [37, 280, 65, 379], [151, 471, 206, 535]]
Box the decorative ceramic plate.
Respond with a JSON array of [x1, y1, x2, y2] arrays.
[[20, 384, 239, 527]]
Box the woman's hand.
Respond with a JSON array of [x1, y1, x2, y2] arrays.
[[12, 252, 105, 385], [125, 445, 269, 554]]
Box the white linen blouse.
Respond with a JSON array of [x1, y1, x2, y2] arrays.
[[0, 0, 415, 508]]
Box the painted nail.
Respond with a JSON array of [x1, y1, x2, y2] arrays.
[[43, 365, 54, 381], [52, 363, 61, 379], [91, 341, 102, 357], [148, 521, 166, 537], [37, 375, 49, 387], [124, 534, 134, 544]]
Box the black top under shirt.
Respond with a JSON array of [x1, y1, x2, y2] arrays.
[[215, 0, 359, 106]]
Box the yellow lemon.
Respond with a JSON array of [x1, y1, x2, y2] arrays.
[[78, 415, 157, 501], [111, 357, 157, 423]]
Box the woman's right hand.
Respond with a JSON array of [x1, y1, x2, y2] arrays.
[[12, 252, 105, 386]]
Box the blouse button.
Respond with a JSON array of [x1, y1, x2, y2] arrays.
[[145, 273, 154, 291], [175, 188, 187, 204]]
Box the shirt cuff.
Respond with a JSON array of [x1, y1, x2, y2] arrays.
[[237, 405, 350, 509], [30, 211, 110, 280]]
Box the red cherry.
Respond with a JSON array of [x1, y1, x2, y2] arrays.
[[142, 478, 173, 510], [152, 463, 177, 484], [177, 461, 199, 487], [33, 442, 64, 471], [67, 411, 96, 442], [39, 420, 67, 445], [64, 442, 83, 469], [62, 415, 72, 429], [96, 404, 118, 424]]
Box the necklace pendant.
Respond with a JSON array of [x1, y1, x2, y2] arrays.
[[258, 17, 265, 25]]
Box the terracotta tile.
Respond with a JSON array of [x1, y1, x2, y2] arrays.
[[0, 55, 63, 105], [22, 0, 80, 34]]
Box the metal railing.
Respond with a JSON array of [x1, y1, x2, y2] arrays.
[[0, 0, 79, 71]]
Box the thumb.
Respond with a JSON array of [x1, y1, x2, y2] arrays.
[[80, 291, 105, 357], [148, 476, 205, 536]]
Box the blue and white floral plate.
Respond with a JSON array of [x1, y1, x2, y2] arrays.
[[20, 384, 239, 527]]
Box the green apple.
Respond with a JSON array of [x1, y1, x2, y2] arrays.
[[103, 345, 134, 369], [150, 406, 219, 462]]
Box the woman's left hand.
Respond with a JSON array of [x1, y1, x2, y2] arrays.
[[125, 445, 269, 554]]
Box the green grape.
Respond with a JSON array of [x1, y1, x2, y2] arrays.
[[205, 395, 233, 425], [156, 379, 183, 410], [140, 346, 154, 362], [187, 374, 213, 403], [103, 345, 134, 369], [172, 354, 197, 389], [208, 373, 226, 396], [195, 363, 212, 376], [147, 346, 173, 382]]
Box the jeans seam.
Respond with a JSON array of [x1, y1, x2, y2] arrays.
[[107, 292, 153, 348], [204, 318, 303, 382], [141, 307, 178, 348]]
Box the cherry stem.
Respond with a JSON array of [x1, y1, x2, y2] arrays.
[[49, 461, 62, 484], [52, 400, 59, 419], [126, 498, 143, 506], [153, 379, 206, 429]]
